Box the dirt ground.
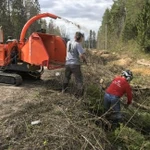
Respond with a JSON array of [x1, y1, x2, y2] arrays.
[[0, 50, 150, 149], [0, 68, 112, 150], [1, 50, 149, 121], [0, 69, 59, 120]]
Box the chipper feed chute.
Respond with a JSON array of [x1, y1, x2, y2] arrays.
[[21, 32, 66, 69]]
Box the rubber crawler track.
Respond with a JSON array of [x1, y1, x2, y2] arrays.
[[0, 71, 23, 86]]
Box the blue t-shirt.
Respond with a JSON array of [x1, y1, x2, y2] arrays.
[[65, 41, 85, 65]]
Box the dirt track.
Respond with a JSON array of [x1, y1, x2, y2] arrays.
[[0, 69, 63, 121], [0, 67, 110, 150]]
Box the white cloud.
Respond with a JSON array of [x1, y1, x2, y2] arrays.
[[38, 0, 113, 39]]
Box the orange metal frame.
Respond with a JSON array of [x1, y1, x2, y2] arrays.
[[19, 13, 60, 43], [0, 13, 66, 70]]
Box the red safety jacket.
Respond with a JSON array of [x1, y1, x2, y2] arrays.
[[106, 76, 132, 104]]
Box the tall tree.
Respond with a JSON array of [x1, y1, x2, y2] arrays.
[[92, 31, 96, 48], [11, 0, 27, 39], [0, 0, 14, 41], [24, 0, 41, 36], [59, 25, 69, 38], [48, 19, 55, 34], [109, 0, 126, 38], [97, 0, 150, 52], [122, 0, 144, 41], [97, 8, 111, 49], [136, 0, 150, 51], [89, 30, 92, 48], [0, 0, 41, 40]]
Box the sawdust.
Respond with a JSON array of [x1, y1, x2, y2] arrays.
[[137, 59, 150, 67], [131, 68, 150, 76], [112, 58, 133, 67], [89, 49, 110, 56]]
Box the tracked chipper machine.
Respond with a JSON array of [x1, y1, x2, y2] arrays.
[[0, 13, 67, 85]]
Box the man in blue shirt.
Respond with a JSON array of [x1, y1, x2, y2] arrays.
[[62, 32, 87, 97]]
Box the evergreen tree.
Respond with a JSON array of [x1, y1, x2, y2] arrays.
[[97, 0, 150, 52], [97, 8, 111, 49], [48, 19, 55, 34], [122, 0, 144, 41], [24, 0, 41, 36], [92, 31, 96, 49], [0, 0, 14, 41], [89, 30, 92, 48], [11, 0, 27, 39], [136, 0, 150, 51]]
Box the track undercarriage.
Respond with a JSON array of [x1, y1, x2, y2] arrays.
[[0, 63, 44, 86], [0, 71, 23, 85]]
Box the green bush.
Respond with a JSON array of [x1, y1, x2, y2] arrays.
[[112, 125, 150, 150], [85, 84, 104, 114]]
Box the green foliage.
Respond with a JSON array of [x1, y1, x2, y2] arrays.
[[122, 23, 137, 41], [113, 125, 150, 150], [48, 19, 62, 36], [11, 0, 27, 39], [110, 0, 126, 37], [0, 0, 14, 41], [97, 0, 150, 52], [86, 84, 104, 114], [138, 112, 150, 128], [89, 30, 97, 49], [0, 0, 61, 41], [0, 0, 41, 40], [97, 8, 112, 49], [125, 0, 144, 25], [26, 0, 41, 36], [136, 0, 150, 52], [127, 111, 150, 132], [121, 0, 143, 41]]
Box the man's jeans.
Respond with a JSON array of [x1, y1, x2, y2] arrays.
[[104, 92, 121, 120]]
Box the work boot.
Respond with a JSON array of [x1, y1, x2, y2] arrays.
[[62, 83, 68, 93], [111, 119, 121, 130], [74, 88, 84, 99]]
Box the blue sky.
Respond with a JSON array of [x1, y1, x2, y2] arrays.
[[38, 0, 113, 39]]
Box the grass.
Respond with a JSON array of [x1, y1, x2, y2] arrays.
[[110, 40, 150, 60]]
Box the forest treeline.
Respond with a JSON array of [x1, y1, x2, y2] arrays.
[[0, 0, 40, 41], [97, 0, 150, 52], [0, 0, 62, 41], [1, 0, 150, 52], [0, 0, 97, 48]]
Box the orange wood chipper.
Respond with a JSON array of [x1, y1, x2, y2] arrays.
[[0, 13, 67, 85]]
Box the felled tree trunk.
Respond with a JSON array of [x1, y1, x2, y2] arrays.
[[132, 101, 150, 112]]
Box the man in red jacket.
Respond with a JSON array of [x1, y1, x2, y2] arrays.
[[104, 70, 133, 125]]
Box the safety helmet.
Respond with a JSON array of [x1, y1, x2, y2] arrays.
[[121, 70, 133, 81]]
